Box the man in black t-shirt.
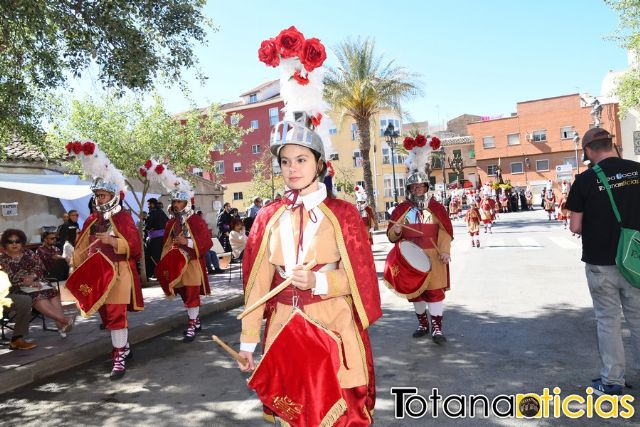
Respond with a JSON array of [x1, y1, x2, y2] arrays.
[[566, 127, 640, 397]]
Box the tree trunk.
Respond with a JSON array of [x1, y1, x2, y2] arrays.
[[356, 118, 377, 215]]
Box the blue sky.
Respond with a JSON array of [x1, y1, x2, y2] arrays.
[[151, 0, 629, 127]]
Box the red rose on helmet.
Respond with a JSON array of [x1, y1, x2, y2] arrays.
[[72, 141, 83, 154], [292, 70, 310, 85], [429, 136, 441, 150], [310, 113, 322, 127], [414, 134, 427, 147], [82, 141, 95, 155], [403, 136, 415, 150], [276, 26, 305, 58], [155, 164, 165, 174], [300, 38, 326, 72], [258, 38, 280, 67], [139, 167, 147, 177], [144, 159, 153, 169], [65, 142, 73, 153]]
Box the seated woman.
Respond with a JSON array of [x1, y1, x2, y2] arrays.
[[0, 229, 74, 337], [228, 218, 247, 261]]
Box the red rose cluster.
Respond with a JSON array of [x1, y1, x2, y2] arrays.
[[139, 159, 165, 178], [402, 134, 441, 151], [65, 140, 95, 156], [258, 26, 327, 73]]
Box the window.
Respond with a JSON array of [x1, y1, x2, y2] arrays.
[[351, 123, 358, 141], [468, 149, 475, 159], [510, 162, 524, 174], [448, 173, 459, 183], [383, 175, 405, 197], [192, 167, 203, 177], [563, 156, 577, 169], [432, 155, 443, 169], [532, 130, 547, 142], [250, 120, 259, 129], [233, 162, 241, 172], [329, 128, 337, 135], [453, 149, 462, 158], [560, 126, 574, 139], [487, 164, 498, 176], [214, 161, 225, 175], [252, 144, 261, 154], [233, 192, 243, 200], [328, 153, 339, 161], [383, 146, 405, 165], [536, 159, 549, 171], [483, 136, 495, 148], [353, 150, 362, 167], [269, 107, 279, 125], [230, 115, 240, 125], [507, 133, 520, 146], [356, 180, 365, 188], [249, 94, 257, 103], [380, 118, 401, 136]]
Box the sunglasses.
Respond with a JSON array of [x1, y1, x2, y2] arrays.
[[7, 239, 21, 244]]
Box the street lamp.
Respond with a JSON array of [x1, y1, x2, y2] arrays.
[[384, 123, 400, 204], [573, 131, 580, 174], [438, 146, 447, 204]]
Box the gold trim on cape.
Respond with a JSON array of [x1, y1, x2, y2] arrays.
[[319, 203, 370, 330]]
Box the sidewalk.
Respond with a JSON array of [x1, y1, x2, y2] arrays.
[[0, 265, 244, 394]]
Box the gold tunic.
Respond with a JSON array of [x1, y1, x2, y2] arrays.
[[241, 207, 367, 388]]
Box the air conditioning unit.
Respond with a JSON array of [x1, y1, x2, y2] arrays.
[[525, 133, 533, 141]]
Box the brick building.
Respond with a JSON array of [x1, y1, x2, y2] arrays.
[[468, 93, 621, 197], [208, 80, 284, 210]]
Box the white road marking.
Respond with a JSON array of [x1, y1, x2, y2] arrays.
[[548, 236, 581, 249]]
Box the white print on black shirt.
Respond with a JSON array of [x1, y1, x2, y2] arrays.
[[597, 170, 640, 191]]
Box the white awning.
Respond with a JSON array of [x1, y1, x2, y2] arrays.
[[0, 173, 92, 200]]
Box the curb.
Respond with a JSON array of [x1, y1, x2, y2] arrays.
[[0, 295, 244, 395]]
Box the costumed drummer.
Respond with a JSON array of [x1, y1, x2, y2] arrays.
[[144, 162, 213, 343], [544, 182, 557, 221], [238, 26, 382, 427], [355, 185, 377, 244], [385, 133, 453, 344], [67, 141, 144, 380]]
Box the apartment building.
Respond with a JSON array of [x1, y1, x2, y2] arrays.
[[468, 93, 621, 196]]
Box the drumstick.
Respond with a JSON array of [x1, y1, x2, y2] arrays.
[[389, 220, 424, 235], [430, 238, 444, 257], [212, 335, 248, 365], [237, 259, 318, 320], [74, 239, 100, 258]]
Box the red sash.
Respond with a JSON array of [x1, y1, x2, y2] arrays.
[[248, 309, 346, 426], [66, 251, 116, 317], [155, 247, 189, 296]]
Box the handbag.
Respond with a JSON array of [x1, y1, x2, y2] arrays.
[[593, 164, 640, 287]]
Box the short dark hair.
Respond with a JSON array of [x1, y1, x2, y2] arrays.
[[41, 231, 56, 242], [1, 229, 27, 247], [230, 218, 243, 229], [68, 209, 78, 216]]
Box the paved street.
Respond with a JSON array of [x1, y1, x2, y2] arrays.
[[1, 208, 639, 426]]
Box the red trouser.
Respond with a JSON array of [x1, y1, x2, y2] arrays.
[[175, 286, 201, 308], [99, 304, 127, 330], [409, 288, 445, 303]]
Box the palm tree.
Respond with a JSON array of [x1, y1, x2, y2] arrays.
[[324, 38, 422, 213]]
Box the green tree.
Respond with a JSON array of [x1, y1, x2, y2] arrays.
[[0, 0, 211, 146], [247, 149, 284, 201], [324, 38, 422, 213], [48, 93, 248, 282], [606, 0, 640, 116]]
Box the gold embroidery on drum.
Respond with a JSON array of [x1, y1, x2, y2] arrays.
[[79, 284, 92, 296], [390, 264, 400, 277], [272, 395, 303, 420]]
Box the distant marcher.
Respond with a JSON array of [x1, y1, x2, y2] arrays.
[[465, 199, 481, 248], [567, 127, 640, 396]]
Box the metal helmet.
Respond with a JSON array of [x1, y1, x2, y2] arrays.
[[169, 190, 190, 202], [405, 170, 431, 209], [91, 178, 121, 214], [270, 112, 325, 162]]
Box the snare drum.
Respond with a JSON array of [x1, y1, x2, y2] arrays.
[[383, 240, 431, 299], [155, 247, 189, 296]]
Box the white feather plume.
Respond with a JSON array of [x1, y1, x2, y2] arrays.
[[144, 160, 194, 198], [70, 141, 127, 193]]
